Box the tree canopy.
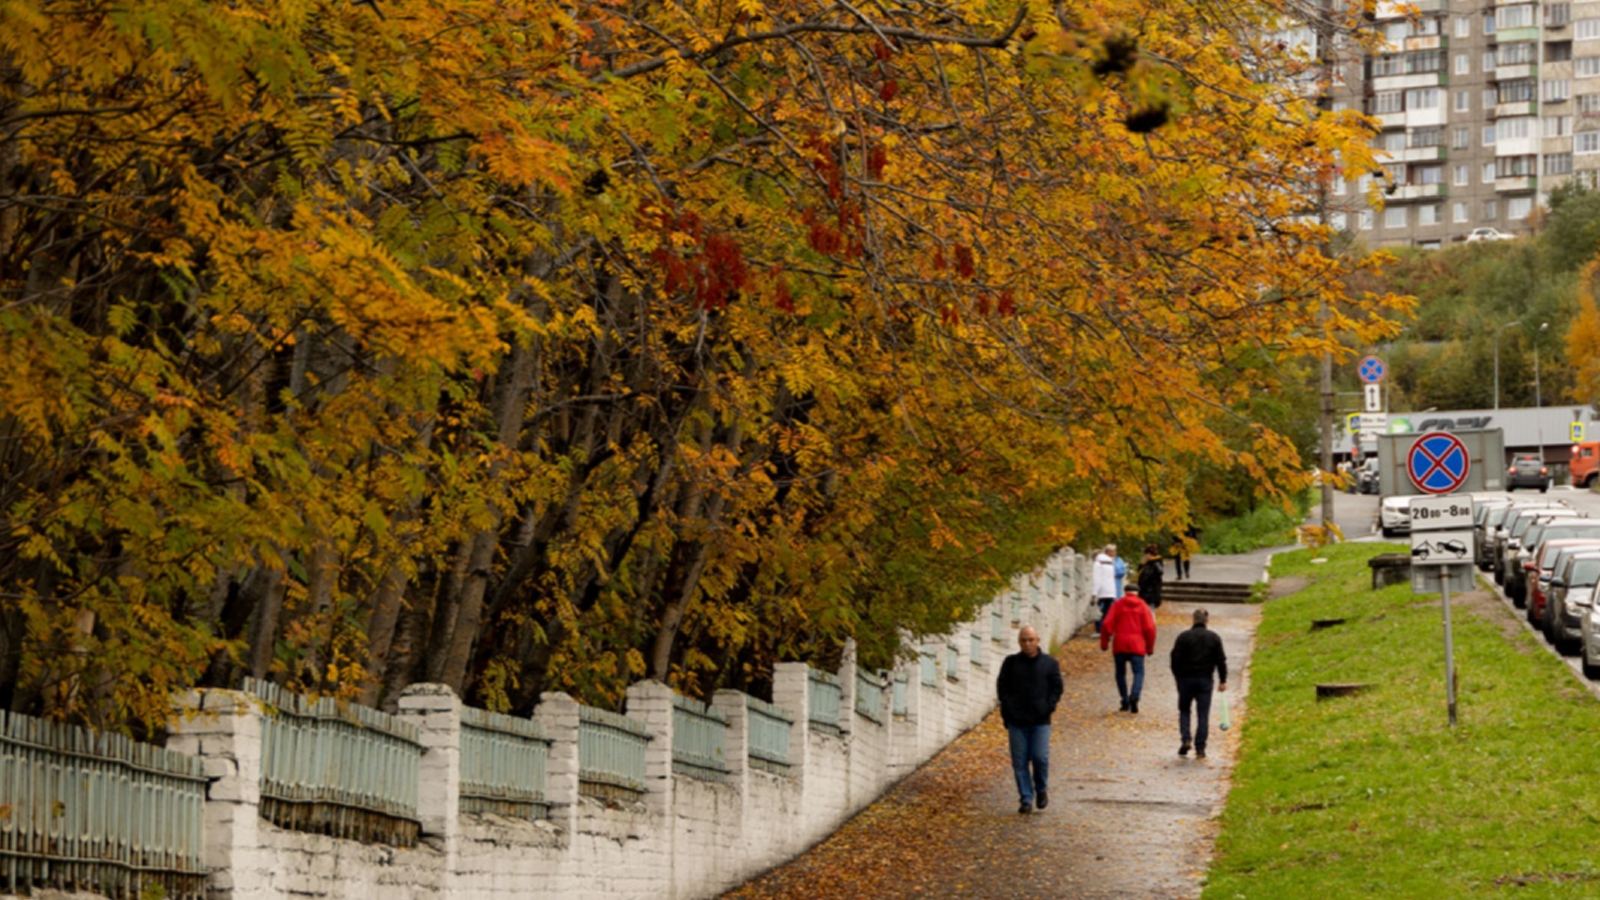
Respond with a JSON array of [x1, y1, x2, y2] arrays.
[[1, 0, 1399, 732]]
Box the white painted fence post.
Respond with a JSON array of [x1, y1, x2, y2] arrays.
[[770, 662, 811, 833], [624, 680, 676, 819], [532, 692, 582, 838], [169, 689, 268, 900], [395, 684, 462, 843]]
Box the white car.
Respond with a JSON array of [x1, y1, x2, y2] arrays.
[[1380, 496, 1412, 538], [1466, 227, 1514, 242]]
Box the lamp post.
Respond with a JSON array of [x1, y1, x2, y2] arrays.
[[1535, 321, 1549, 461], [1494, 319, 1521, 410]]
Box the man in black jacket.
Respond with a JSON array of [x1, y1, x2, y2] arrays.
[[996, 626, 1064, 814], [1170, 608, 1228, 760]]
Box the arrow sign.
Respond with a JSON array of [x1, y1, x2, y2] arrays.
[[1407, 431, 1471, 495], [1358, 356, 1386, 384]]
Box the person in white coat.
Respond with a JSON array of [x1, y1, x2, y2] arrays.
[[1092, 544, 1119, 634]]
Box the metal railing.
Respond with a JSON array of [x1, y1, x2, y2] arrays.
[[1011, 591, 1022, 623], [578, 704, 649, 803], [970, 631, 984, 665], [891, 670, 908, 717], [745, 697, 793, 776], [919, 646, 937, 687], [854, 671, 885, 724], [459, 706, 551, 821], [946, 644, 960, 682], [991, 606, 1004, 641], [0, 710, 206, 900], [671, 694, 730, 782], [807, 668, 843, 735], [245, 679, 422, 847]]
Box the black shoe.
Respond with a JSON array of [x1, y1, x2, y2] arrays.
[[1196, 750, 1207, 760], [1018, 801, 1033, 814], [1119, 698, 1129, 712], [1130, 700, 1139, 714], [1036, 790, 1048, 810], [1179, 743, 1191, 757]]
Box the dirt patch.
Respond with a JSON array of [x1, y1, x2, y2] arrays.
[[1266, 575, 1310, 600], [1451, 589, 1535, 651]]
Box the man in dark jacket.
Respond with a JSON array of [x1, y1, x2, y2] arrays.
[[1169, 608, 1228, 760], [996, 625, 1064, 814]]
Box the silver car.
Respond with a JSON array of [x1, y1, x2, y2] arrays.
[[1547, 551, 1600, 654]]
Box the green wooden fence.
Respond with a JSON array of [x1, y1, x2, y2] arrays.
[[244, 679, 422, 847], [670, 694, 729, 782], [991, 606, 1004, 641], [946, 644, 960, 681], [807, 668, 843, 736], [919, 646, 937, 687], [0, 710, 206, 900], [578, 704, 649, 803], [459, 706, 551, 820], [745, 697, 793, 776], [891, 670, 908, 717], [970, 631, 984, 665]]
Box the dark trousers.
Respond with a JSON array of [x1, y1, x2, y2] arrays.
[[1095, 597, 1114, 632], [1172, 555, 1191, 579], [1006, 724, 1050, 805], [1177, 675, 1215, 752], [1114, 652, 1146, 704]]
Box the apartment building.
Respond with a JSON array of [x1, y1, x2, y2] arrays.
[[1330, 0, 1598, 247]]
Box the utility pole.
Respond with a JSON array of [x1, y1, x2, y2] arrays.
[[1317, 0, 1336, 531]]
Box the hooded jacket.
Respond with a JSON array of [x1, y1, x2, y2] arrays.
[[1099, 593, 1157, 655], [1092, 552, 1119, 599]]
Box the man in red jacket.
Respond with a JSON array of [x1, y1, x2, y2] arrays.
[[1099, 586, 1157, 713]]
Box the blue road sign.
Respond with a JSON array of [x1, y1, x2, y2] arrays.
[[1358, 356, 1386, 384], [1407, 431, 1470, 494]]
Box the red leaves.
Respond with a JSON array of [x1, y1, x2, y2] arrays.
[[866, 144, 887, 180], [953, 245, 975, 279], [647, 207, 748, 310], [879, 78, 899, 102]]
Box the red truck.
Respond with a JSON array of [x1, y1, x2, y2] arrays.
[[1573, 441, 1600, 488]]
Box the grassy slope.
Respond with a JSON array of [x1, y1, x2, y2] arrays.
[[1206, 542, 1600, 898]]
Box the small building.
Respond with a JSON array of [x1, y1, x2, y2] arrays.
[[1333, 405, 1600, 475]]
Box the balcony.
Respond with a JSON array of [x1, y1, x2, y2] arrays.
[[1372, 71, 1447, 91], [1496, 175, 1538, 191], [1494, 100, 1538, 117], [1387, 183, 1448, 201], [1495, 63, 1536, 80], [1496, 27, 1542, 43], [1375, 111, 1408, 129], [1404, 34, 1446, 51], [1385, 145, 1448, 162], [1375, 0, 1443, 17]]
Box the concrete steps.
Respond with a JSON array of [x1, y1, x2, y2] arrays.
[[1162, 581, 1254, 605]]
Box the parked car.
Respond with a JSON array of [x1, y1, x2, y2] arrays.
[[1507, 454, 1551, 492], [1467, 226, 1515, 242], [1380, 496, 1413, 537], [1503, 511, 1585, 604], [1544, 551, 1600, 654], [1518, 520, 1600, 616], [1497, 506, 1578, 590], [1580, 588, 1600, 677], [1474, 499, 1515, 571], [1528, 538, 1600, 636], [1573, 440, 1600, 488]]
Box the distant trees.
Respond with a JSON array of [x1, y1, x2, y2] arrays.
[[0, 0, 1397, 733]]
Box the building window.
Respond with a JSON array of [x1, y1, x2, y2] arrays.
[[1500, 43, 1537, 65], [1550, 4, 1573, 27], [1578, 130, 1600, 153], [1509, 197, 1534, 220], [1405, 88, 1440, 109], [1499, 117, 1535, 140], [1549, 41, 1575, 61], [1485, 12, 1497, 35], [1453, 126, 1470, 149], [1483, 125, 1497, 146], [1383, 21, 1410, 44], [1416, 165, 1444, 184], [1483, 161, 1498, 182], [1580, 93, 1600, 113], [1360, 210, 1375, 231], [1373, 55, 1404, 77], [1578, 17, 1600, 38], [1379, 131, 1407, 152], [1457, 14, 1472, 36], [1546, 79, 1573, 101], [1408, 51, 1446, 73], [1498, 5, 1534, 29], [1455, 90, 1470, 111], [1454, 201, 1469, 223], [1334, 176, 1347, 196], [1578, 56, 1600, 76], [1374, 91, 1404, 114], [1419, 204, 1442, 226], [1385, 206, 1408, 229], [1485, 200, 1499, 220], [1331, 211, 1349, 231], [1496, 155, 1536, 176], [1545, 115, 1573, 136], [1454, 163, 1470, 184], [1485, 50, 1500, 71], [1546, 152, 1575, 174], [1500, 79, 1537, 102], [1411, 127, 1442, 148]]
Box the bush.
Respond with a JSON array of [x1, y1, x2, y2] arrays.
[[1199, 503, 1300, 554]]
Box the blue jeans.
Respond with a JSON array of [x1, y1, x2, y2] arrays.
[[1006, 724, 1050, 805], [1114, 653, 1146, 704], [1177, 676, 1215, 752]]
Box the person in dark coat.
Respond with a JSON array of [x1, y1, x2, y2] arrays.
[[1169, 608, 1228, 759], [1137, 543, 1164, 609], [996, 625, 1064, 814]]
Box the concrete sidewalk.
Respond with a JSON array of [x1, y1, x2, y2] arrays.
[[722, 600, 1261, 900]]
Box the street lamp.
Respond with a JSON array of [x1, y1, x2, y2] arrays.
[[1535, 321, 1549, 461], [1494, 319, 1521, 410]]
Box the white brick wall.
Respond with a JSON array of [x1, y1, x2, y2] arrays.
[[141, 551, 1092, 900]]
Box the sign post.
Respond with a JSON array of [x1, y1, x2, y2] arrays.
[[1410, 494, 1473, 727]]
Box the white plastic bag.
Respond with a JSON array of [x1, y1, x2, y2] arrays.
[[1217, 691, 1231, 731]]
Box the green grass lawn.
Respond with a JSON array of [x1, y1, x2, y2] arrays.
[[1206, 542, 1600, 898]]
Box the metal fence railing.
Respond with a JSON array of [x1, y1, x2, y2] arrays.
[[745, 697, 793, 776], [578, 704, 649, 803], [946, 644, 960, 682], [244, 679, 422, 847], [0, 710, 206, 900], [891, 670, 908, 717], [991, 606, 1004, 641], [854, 671, 885, 724], [671, 694, 729, 782], [459, 706, 551, 821], [970, 631, 984, 665], [919, 646, 938, 687], [807, 668, 843, 736], [1011, 591, 1022, 624]]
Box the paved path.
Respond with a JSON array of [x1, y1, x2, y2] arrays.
[[723, 589, 1262, 900]]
